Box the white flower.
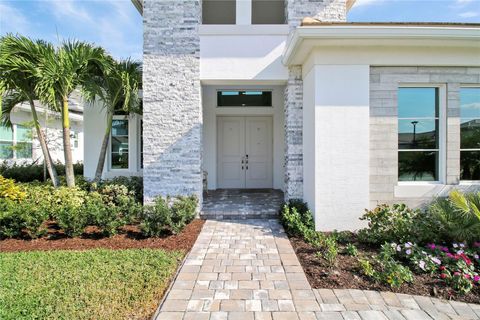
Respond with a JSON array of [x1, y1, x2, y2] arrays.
[[457, 250, 464, 255], [460, 243, 465, 248], [396, 245, 402, 252], [474, 254, 479, 259], [406, 249, 412, 255], [405, 242, 413, 248], [431, 257, 441, 265], [453, 243, 458, 248], [419, 260, 426, 271]]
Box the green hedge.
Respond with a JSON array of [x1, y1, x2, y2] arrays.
[[0, 161, 83, 183]]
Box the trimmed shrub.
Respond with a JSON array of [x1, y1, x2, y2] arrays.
[[140, 195, 198, 236], [358, 204, 437, 245], [0, 161, 83, 183], [0, 183, 53, 239], [0, 199, 24, 238], [0, 175, 25, 201], [105, 176, 143, 203], [52, 187, 90, 237], [90, 185, 142, 236]]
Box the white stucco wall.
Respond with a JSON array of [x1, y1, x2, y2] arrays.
[[83, 102, 142, 180], [302, 69, 315, 209], [200, 26, 289, 82], [303, 65, 370, 231], [202, 85, 285, 191]]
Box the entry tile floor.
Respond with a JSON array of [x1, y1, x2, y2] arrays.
[[154, 220, 480, 320], [201, 189, 284, 220]]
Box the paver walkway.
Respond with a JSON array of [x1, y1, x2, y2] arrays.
[[154, 220, 480, 320]]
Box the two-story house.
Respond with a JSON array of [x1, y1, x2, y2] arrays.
[[84, 0, 480, 230]]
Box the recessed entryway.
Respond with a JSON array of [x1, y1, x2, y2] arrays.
[[217, 116, 273, 189]]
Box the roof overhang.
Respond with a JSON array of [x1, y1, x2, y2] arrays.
[[282, 23, 480, 66], [131, 0, 143, 15]]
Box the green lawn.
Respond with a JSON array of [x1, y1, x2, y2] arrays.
[[0, 249, 183, 320]]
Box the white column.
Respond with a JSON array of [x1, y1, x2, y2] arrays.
[[236, 0, 252, 25], [304, 65, 370, 231]]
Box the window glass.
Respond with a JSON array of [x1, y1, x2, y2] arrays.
[[202, 0, 236, 24], [217, 91, 272, 107], [460, 87, 480, 180], [15, 125, 32, 159], [0, 127, 13, 159], [252, 0, 285, 24], [398, 88, 439, 181], [111, 120, 128, 169]]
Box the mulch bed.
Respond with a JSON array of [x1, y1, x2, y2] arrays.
[[0, 219, 205, 253], [289, 235, 480, 304]]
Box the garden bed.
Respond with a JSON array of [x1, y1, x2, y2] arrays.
[[289, 235, 480, 304], [0, 219, 204, 252]]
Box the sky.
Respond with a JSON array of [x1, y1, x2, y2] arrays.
[[0, 0, 479, 60]]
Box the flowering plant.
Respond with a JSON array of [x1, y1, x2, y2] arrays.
[[393, 241, 480, 293]]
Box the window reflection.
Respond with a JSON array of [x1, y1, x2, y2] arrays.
[[398, 88, 439, 181], [460, 87, 480, 180]]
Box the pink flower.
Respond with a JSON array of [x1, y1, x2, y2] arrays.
[[446, 253, 454, 258], [441, 247, 449, 252], [427, 243, 436, 250], [454, 272, 461, 276], [474, 275, 480, 282], [474, 242, 480, 248], [440, 273, 448, 279], [465, 274, 470, 279]]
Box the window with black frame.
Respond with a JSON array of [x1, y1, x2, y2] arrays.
[[460, 87, 480, 180], [111, 119, 129, 169], [217, 90, 272, 107], [398, 87, 440, 181]]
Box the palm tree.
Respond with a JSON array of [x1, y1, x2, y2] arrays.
[[0, 35, 60, 186], [84, 59, 141, 182], [36, 40, 108, 187]]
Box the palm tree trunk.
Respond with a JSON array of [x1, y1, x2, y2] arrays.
[[29, 99, 60, 187], [94, 110, 113, 182], [61, 97, 75, 187]]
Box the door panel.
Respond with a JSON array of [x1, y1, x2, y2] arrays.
[[217, 116, 272, 189], [217, 117, 245, 188], [245, 117, 273, 188]]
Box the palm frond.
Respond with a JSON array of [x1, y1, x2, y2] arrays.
[[1, 90, 28, 128]]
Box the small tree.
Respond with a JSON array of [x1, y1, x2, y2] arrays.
[[36, 40, 108, 187], [84, 59, 141, 182], [0, 35, 59, 186]]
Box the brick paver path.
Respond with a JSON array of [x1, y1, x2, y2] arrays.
[[154, 220, 480, 320]]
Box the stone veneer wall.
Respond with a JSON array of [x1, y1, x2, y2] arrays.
[[370, 67, 480, 209], [284, 66, 304, 199], [143, 0, 203, 203], [286, 0, 346, 28], [283, 0, 346, 200]]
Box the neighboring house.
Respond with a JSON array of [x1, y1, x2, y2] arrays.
[[84, 0, 480, 230], [1, 96, 84, 165]]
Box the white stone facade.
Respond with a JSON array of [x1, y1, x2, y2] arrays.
[[143, 0, 203, 203], [116, 1, 480, 230]]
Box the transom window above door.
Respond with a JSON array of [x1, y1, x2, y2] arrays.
[[217, 91, 272, 107]]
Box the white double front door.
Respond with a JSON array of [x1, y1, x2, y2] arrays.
[[217, 116, 273, 189]]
